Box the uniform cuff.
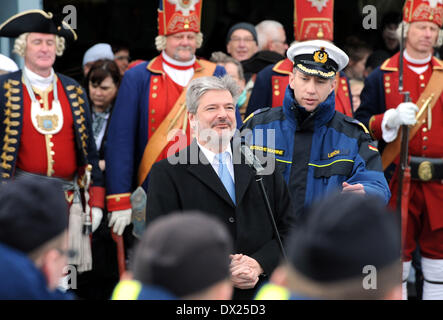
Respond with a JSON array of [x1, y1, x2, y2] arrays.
[[89, 186, 105, 209], [106, 193, 132, 211], [369, 114, 384, 141]]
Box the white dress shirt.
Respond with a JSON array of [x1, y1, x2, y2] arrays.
[[197, 141, 235, 183]]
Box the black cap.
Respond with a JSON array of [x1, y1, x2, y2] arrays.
[[226, 22, 258, 45], [286, 193, 400, 282], [0, 175, 68, 254], [133, 212, 233, 297], [0, 9, 77, 42]]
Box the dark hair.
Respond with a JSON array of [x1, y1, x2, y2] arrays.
[[381, 11, 401, 30], [111, 42, 130, 54], [343, 36, 372, 62], [87, 59, 121, 89], [365, 50, 390, 70]]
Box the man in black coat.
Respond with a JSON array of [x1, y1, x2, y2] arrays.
[[146, 75, 295, 300]]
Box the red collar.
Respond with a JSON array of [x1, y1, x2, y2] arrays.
[[381, 52, 443, 71], [147, 55, 205, 74], [405, 59, 430, 68], [161, 55, 195, 70]]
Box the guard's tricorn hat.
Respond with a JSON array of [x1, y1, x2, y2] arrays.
[[0, 9, 77, 42], [287, 39, 348, 79]]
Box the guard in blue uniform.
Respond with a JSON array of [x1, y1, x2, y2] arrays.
[[242, 40, 390, 218]]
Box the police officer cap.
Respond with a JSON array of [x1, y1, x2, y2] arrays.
[[0, 175, 68, 254], [0, 9, 77, 42], [286, 193, 400, 282], [287, 40, 349, 79], [133, 212, 233, 297]]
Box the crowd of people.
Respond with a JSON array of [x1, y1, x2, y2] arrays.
[[0, 0, 442, 301]]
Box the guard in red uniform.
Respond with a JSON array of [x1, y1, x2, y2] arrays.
[[246, 0, 353, 118], [355, 0, 443, 300], [105, 0, 225, 236], [0, 10, 105, 273]]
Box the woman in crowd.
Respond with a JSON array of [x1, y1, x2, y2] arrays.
[[87, 59, 121, 171], [76, 59, 121, 300]]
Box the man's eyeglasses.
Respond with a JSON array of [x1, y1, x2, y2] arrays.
[[57, 248, 77, 259], [230, 37, 255, 43]]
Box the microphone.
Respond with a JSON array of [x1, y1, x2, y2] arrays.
[[240, 144, 265, 175]]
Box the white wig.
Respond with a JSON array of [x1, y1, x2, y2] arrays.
[[13, 32, 66, 57]]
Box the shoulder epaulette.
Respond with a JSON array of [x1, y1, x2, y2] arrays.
[[380, 54, 399, 72], [432, 56, 443, 70], [243, 107, 271, 123], [344, 117, 370, 135], [272, 58, 293, 75]]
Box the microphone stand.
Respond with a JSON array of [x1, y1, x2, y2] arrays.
[[240, 144, 287, 261], [255, 174, 288, 262]]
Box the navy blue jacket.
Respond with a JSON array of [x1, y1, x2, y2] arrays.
[[241, 86, 390, 218], [0, 243, 73, 300]]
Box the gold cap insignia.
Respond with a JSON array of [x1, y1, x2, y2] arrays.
[[313, 48, 328, 64]]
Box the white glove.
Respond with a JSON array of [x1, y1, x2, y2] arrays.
[[108, 209, 132, 236], [91, 207, 103, 233], [385, 102, 419, 128]]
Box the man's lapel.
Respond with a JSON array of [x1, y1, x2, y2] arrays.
[[186, 140, 236, 207], [231, 136, 255, 206]]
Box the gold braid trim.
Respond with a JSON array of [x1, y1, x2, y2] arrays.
[[296, 63, 335, 78], [1, 79, 20, 177]]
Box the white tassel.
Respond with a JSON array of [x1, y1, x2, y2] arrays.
[[68, 202, 92, 273]]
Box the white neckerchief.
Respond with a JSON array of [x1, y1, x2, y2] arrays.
[[162, 51, 195, 87], [197, 141, 235, 182], [404, 50, 431, 75], [24, 66, 54, 91]]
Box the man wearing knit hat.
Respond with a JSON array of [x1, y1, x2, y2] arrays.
[[226, 22, 259, 62], [256, 193, 402, 300], [355, 0, 443, 300], [227, 21, 285, 119], [105, 0, 225, 239], [242, 39, 390, 220], [0, 175, 73, 299], [112, 212, 233, 300]]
